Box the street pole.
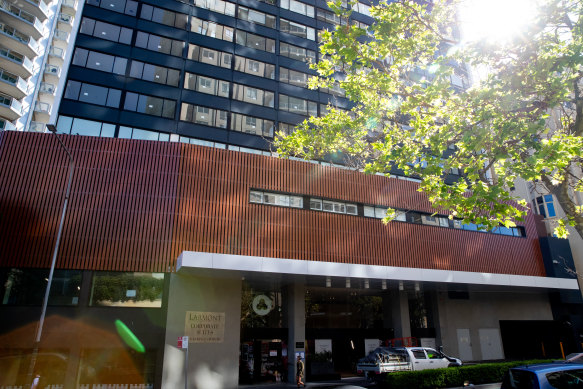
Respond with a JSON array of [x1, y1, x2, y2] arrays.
[[27, 125, 74, 386]]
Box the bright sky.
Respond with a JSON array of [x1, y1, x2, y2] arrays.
[[457, 0, 539, 43]]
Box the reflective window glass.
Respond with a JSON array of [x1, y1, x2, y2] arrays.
[[71, 118, 102, 136], [90, 272, 165, 308]]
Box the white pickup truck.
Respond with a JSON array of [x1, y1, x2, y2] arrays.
[[356, 346, 462, 378]]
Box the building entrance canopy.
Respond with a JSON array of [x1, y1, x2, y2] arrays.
[[178, 251, 579, 291]]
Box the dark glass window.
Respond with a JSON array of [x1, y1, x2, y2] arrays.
[[0, 268, 82, 306], [546, 369, 583, 388], [113, 57, 127, 75], [119, 27, 132, 44], [138, 95, 163, 116], [79, 83, 108, 105], [124, 92, 176, 118], [87, 51, 114, 72], [80, 18, 96, 35], [135, 31, 148, 47], [106, 89, 121, 107], [502, 370, 537, 389], [123, 92, 138, 111], [129, 61, 144, 78], [64, 80, 81, 100], [72, 48, 89, 66], [94, 21, 121, 42]]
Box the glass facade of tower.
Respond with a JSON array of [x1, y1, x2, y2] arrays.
[[56, 0, 372, 151]]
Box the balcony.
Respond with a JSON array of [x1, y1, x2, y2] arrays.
[[8, 0, 49, 22], [53, 29, 68, 43], [29, 120, 45, 132], [0, 92, 22, 121], [57, 12, 73, 31], [33, 100, 50, 122], [0, 67, 28, 99], [43, 63, 60, 81], [0, 0, 45, 40], [39, 81, 55, 95], [0, 46, 33, 78], [61, 0, 77, 11], [0, 22, 39, 58], [48, 45, 64, 63], [0, 118, 17, 131]]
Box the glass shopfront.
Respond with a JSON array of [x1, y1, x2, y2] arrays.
[[305, 286, 392, 377], [239, 280, 287, 384]]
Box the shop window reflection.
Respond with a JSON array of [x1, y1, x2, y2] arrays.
[[89, 272, 164, 307]]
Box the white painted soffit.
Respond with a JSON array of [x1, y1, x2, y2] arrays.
[[177, 251, 580, 290]]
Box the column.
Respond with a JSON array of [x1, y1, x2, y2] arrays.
[[285, 282, 305, 384]]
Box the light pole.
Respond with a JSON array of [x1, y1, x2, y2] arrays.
[[27, 124, 74, 385]]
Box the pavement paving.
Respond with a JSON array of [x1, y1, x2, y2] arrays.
[[238, 377, 501, 389]]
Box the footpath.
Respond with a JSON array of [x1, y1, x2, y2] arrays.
[[238, 376, 501, 389]]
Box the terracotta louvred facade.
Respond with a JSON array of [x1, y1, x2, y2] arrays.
[[0, 131, 545, 276]]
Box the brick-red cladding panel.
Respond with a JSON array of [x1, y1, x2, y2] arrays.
[[171, 146, 545, 277], [0, 132, 545, 276], [0, 132, 179, 272]]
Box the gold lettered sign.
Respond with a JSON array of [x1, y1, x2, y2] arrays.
[[185, 311, 225, 343]]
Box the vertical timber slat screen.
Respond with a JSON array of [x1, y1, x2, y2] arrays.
[[0, 132, 545, 276]]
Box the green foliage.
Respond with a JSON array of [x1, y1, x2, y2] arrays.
[[275, 0, 583, 239], [379, 359, 553, 389]]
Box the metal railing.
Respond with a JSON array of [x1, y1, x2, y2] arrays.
[[0, 0, 44, 33], [53, 29, 69, 42], [29, 120, 45, 131], [34, 100, 51, 114], [39, 82, 55, 94], [0, 22, 39, 53], [49, 46, 64, 59], [61, 0, 77, 7], [0, 46, 33, 72], [58, 13, 73, 24], [44, 63, 61, 77], [0, 92, 23, 113], [0, 118, 17, 131], [0, 68, 28, 92]]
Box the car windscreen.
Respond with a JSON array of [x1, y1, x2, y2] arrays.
[[546, 368, 583, 388], [501, 369, 537, 389]]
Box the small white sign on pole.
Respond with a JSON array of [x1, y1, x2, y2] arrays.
[[178, 336, 189, 349], [365, 339, 381, 355]]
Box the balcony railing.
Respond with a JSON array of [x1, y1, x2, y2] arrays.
[[0, 0, 44, 34], [0, 92, 22, 113], [39, 82, 55, 94], [0, 118, 17, 131], [29, 120, 45, 132], [44, 63, 60, 77], [28, 0, 49, 15], [53, 29, 69, 42], [34, 100, 51, 114], [0, 22, 39, 53], [61, 0, 77, 8], [49, 46, 64, 59], [58, 13, 73, 24], [0, 68, 28, 92], [0, 46, 33, 73]]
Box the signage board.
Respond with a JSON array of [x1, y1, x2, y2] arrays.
[[365, 339, 381, 355], [315, 339, 332, 354], [185, 311, 225, 343]]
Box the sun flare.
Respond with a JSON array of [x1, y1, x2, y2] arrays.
[[458, 0, 538, 43]]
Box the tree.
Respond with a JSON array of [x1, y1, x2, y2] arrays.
[[274, 0, 583, 239]]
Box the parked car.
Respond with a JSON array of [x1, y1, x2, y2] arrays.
[[356, 346, 462, 379], [501, 362, 583, 389]]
